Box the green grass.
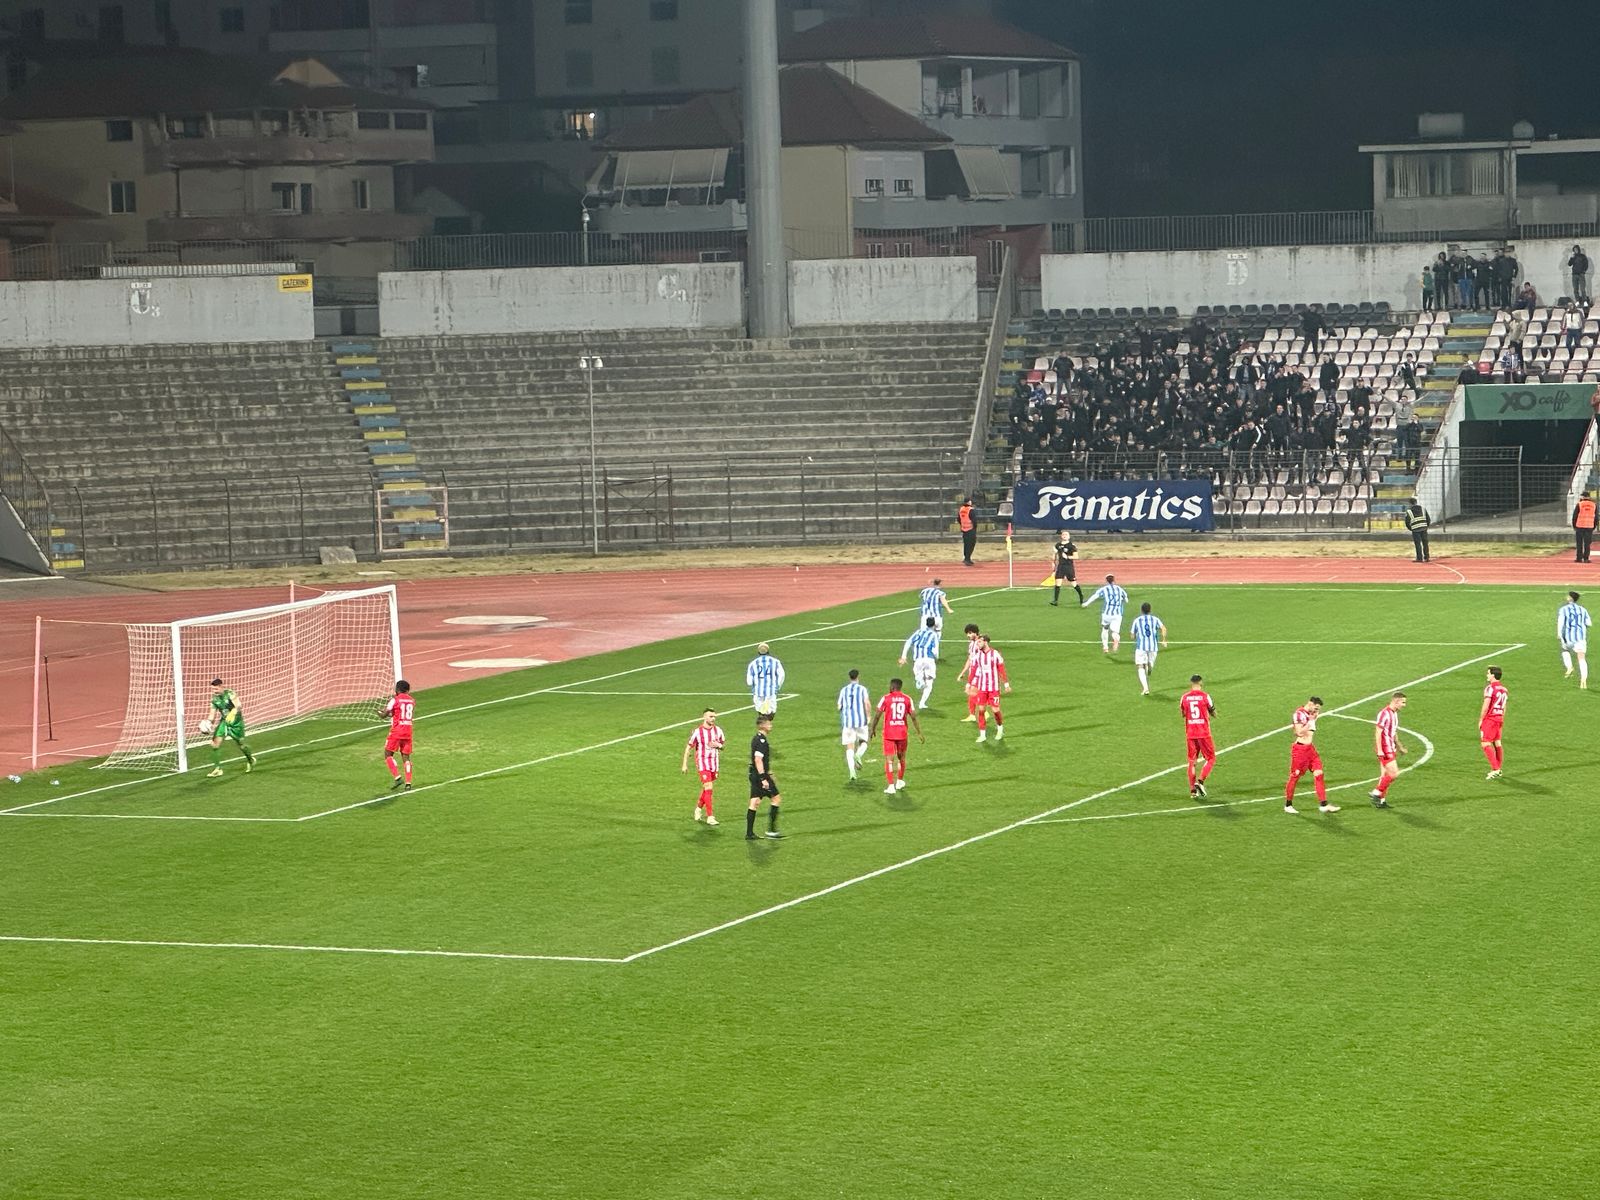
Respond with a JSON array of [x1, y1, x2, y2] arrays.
[[1, 582, 1596, 1199]]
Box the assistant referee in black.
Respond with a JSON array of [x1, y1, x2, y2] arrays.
[[1050, 532, 1083, 606], [747, 714, 782, 840]]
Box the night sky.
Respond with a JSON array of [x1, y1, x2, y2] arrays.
[[994, 0, 1600, 217]]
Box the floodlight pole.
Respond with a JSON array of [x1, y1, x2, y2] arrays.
[[580, 354, 603, 555], [743, 0, 788, 339]]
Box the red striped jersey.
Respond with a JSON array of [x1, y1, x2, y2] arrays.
[[1180, 688, 1213, 734], [686, 724, 725, 773], [969, 646, 1007, 691], [1292, 706, 1318, 739], [1483, 681, 1508, 717], [1375, 705, 1400, 756], [386, 694, 415, 734], [964, 637, 982, 672]]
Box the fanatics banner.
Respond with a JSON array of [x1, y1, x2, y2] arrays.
[[1012, 480, 1215, 532]]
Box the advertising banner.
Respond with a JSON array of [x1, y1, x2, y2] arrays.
[[1012, 480, 1215, 531], [1462, 383, 1597, 422]]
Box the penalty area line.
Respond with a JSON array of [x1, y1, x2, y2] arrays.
[[0, 934, 625, 965]]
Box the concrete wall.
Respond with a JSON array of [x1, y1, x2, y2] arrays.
[[789, 256, 979, 326], [378, 262, 745, 336], [1042, 236, 1597, 314], [0, 276, 314, 347]]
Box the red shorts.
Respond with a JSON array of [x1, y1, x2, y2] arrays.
[[1289, 743, 1322, 774], [385, 733, 412, 755], [697, 769, 718, 784], [883, 735, 908, 757], [1186, 736, 1215, 760], [1479, 718, 1503, 741], [1377, 754, 1396, 767], [975, 689, 1000, 708]]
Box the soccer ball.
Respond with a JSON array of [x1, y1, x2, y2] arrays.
[[198, 719, 213, 735]]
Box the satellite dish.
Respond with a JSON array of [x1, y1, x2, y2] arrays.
[[1512, 120, 1535, 140]]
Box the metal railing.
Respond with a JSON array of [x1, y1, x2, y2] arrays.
[[0, 422, 55, 570], [965, 244, 1014, 495], [1052, 212, 1600, 255]]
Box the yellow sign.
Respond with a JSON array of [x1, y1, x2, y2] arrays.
[[277, 274, 313, 292]]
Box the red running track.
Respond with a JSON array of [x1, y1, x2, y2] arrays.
[[0, 552, 1584, 772]]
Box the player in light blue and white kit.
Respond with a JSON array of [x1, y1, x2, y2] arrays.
[[899, 617, 943, 708], [746, 642, 786, 717], [918, 579, 954, 635], [1083, 573, 1129, 653], [1129, 602, 1168, 696], [836, 668, 872, 778], [1558, 590, 1590, 689]]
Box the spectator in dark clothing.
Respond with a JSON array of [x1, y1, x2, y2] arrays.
[[1299, 308, 1325, 355], [1431, 254, 1454, 312], [1318, 355, 1341, 405], [1569, 245, 1591, 304], [1493, 249, 1519, 309], [1474, 256, 1495, 311], [1513, 282, 1537, 314]]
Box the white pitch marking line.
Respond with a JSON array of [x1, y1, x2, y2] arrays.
[[620, 645, 1519, 963], [1031, 718, 1436, 826], [1, 812, 301, 824], [0, 934, 624, 965], [548, 689, 799, 699], [800, 638, 1515, 647], [0, 586, 1011, 816]]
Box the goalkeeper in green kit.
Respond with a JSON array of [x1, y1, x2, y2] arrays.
[[204, 677, 256, 777]]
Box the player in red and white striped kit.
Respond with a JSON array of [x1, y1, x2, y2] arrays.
[[384, 680, 415, 790], [1284, 695, 1339, 814], [957, 623, 982, 722], [1369, 692, 1408, 809], [680, 709, 725, 826], [970, 635, 1011, 744]]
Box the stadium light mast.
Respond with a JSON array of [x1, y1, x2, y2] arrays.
[[579, 354, 604, 555], [743, 0, 789, 339]]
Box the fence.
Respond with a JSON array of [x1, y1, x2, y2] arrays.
[[1423, 447, 1577, 534], [53, 452, 963, 572], [0, 423, 55, 569], [1052, 211, 1600, 254]]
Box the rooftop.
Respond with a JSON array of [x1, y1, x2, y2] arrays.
[[604, 65, 950, 152], [781, 14, 1077, 64]]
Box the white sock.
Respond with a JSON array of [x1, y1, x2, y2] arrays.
[[1563, 650, 1574, 672], [1582, 658, 1590, 685], [1137, 665, 1149, 691], [1101, 629, 1110, 651], [919, 686, 933, 707], [844, 748, 856, 777]]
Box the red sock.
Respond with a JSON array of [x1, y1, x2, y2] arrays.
[[1285, 772, 1298, 801], [967, 692, 978, 715], [1482, 744, 1498, 768], [386, 757, 399, 779], [897, 754, 906, 781], [1186, 759, 1197, 788], [977, 711, 987, 729], [1313, 774, 1327, 803], [403, 760, 413, 784], [1492, 745, 1503, 770], [1201, 758, 1214, 781], [699, 788, 713, 813], [1377, 773, 1393, 795], [993, 710, 1004, 726], [885, 761, 896, 784]]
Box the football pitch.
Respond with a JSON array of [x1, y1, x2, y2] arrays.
[[1, 580, 1594, 1198]]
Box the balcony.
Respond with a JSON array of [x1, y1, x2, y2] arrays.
[[155, 132, 433, 168], [920, 112, 1072, 149], [588, 199, 748, 235], [853, 193, 1079, 229], [148, 210, 432, 242]]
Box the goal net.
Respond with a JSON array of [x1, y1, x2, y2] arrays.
[[92, 585, 402, 773]]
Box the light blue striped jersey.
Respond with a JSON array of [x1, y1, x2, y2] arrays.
[[1089, 583, 1128, 618], [902, 626, 941, 662], [746, 653, 786, 698], [919, 586, 947, 619], [1130, 613, 1164, 652], [836, 680, 870, 728], [1558, 601, 1591, 643]]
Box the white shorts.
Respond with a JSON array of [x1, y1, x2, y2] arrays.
[[1135, 648, 1158, 668], [913, 657, 937, 689], [926, 613, 944, 633], [841, 724, 869, 747], [1102, 615, 1124, 636], [1562, 638, 1588, 654], [753, 694, 778, 716]]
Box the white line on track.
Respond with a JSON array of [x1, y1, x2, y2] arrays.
[[0, 586, 1011, 816], [0, 647, 1518, 963], [619, 646, 1517, 962]]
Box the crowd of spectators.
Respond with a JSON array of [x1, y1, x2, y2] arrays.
[[1420, 243, 1591, 313], [1006, 318, 1401, 486]]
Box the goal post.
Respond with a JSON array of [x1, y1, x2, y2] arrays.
[[83, 584, 404, 774]]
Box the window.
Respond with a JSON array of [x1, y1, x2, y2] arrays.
[[394, 111, 429, 131], [358, 111, 393, 129], [565, 49, 593, 89], [650, 0, 678, 18], [650, 47, 679, 87], [271, 182, 315, 212], [165, 115, 205, 139], [564, 0, 591, 23], [352, 179, 370, 210], [218, 6, 244, 32], [98, 4, 125, 43], [261, 110, 289, 135], [1384, 151, 1506, 199], [892, 178, 914, 196], [866, 242, 884, 258], [564, 109, 597, 140], [18, 8, 44, 38], [105, 119, 134, 142], [863, 178, 884, 196], [108, 181, 137, 214], [896, 242, 912, 257], [987, 239, 1006, 277], [154, 0, 172, 37]]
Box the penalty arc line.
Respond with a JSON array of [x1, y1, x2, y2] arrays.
[[620, 644, 1520, 964], [0, 586, 1011, 816]]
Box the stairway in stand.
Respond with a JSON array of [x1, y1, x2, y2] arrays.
[[328, 341, 446, 553]]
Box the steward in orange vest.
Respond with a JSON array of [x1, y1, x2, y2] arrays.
[[1574, 491, 1596, 564]]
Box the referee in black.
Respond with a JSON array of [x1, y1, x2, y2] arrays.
[[1050, 531, 1084, 606], [747, 714, 782, 840]]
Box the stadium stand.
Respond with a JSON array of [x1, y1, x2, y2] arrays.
[[980, 303, 1515, 528], [0, 324, 986, 570]]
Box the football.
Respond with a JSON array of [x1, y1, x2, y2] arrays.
[[198, 719, 213, 735]]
